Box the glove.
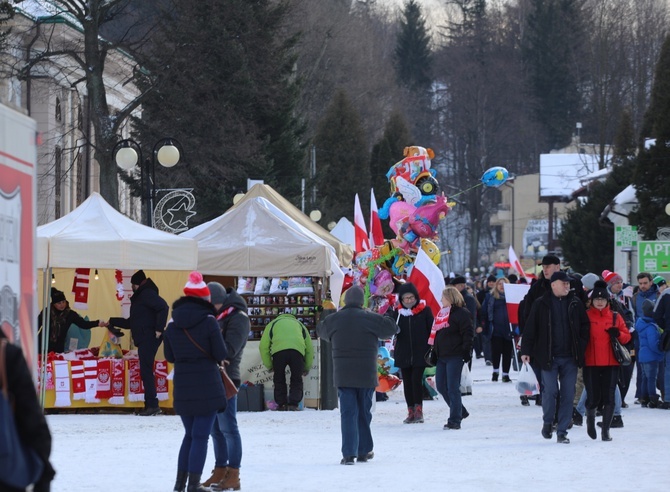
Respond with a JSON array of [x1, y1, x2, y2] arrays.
[[463, 352, 472, 363], [606, 327, 619, 338]]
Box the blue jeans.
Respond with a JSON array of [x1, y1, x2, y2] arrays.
[[338, 387, 374, 458], [541, 357, 577, 435], [212, 394, 242, 468], [178, 413, 217, 474], [640, 361, 660, 399], [576, 384, 622, 416], [435, 356, 464, 425]]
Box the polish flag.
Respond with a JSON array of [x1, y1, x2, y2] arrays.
[[508, 245, 526, 280], [354, 193, 370, 253], [369, 189, 385, 248], [409, 248, 445, 317], [503, 283, 530, 325]]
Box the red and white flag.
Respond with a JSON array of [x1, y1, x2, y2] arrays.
[[72, 268, 91, 310], [354, 193, 370, 253], [503, 283, 530, 325], [369, 188, 384, 248], [409, 248, 445, 317], [508, 246, 526, 280]]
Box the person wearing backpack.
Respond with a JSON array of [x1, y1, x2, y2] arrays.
[[259, 313, 313, 411]]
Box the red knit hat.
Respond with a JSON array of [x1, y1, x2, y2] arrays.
[[184, 271, 211, 299], [602, 270, 622, 285]]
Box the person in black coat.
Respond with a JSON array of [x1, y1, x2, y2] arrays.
[[164, 272, 228, 492], [0, 331, 56, 492], [433, 286, 474, 430], [37, 287, 112, 353], [109, 270, 169, 415], [388, 282, 434, 424]]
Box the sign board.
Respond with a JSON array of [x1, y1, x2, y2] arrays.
[[615, 225, 638, 248], [638, 241, 670, 274]]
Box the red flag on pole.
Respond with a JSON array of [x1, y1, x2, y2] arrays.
[[354, 193, 370, 253], [508, 245, 526, 279], [369, 189, 384, 248], [409, 249, 446, 317], [502, 283, 530, 324]]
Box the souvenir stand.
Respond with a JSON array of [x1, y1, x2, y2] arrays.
[[36, 193, 198, 410], [181, 188, 350, 409]]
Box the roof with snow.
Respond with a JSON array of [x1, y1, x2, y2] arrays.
[[539, 153, 609, 199]]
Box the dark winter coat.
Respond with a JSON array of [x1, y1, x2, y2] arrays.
[[0, 334, 56, 491], [521, 272, 587, 329], [635, 316, 663, 363], [433, 305, 474, 359], [388, 283, 434, 369], [110, 278, 169, 346], [520, 291, 590, 370], [216, 289, 250, 386], [584, 305, 631, 367], [164, 296, 228, 416], [653, 290, 670, 331], [37, 304, 99, 353], [483, 294, 512, 340], [462, 290, 479, 329], [317, 302, 398, 388]]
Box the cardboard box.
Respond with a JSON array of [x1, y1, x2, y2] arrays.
[[237, 384, 265, 412]]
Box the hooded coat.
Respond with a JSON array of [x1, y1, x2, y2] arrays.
[[164, 296, 228, 416], [388, 283, 434, 369], [109, 278, 169, 346], [215, 288, 250, 385]]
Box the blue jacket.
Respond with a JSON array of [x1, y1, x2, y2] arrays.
[[164, 296, 228, 416], [484, 295, 512, 340], [632, 285, 658, 320], [635, 316, 663, 363]]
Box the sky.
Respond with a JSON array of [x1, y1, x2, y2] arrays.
[[46, 359, 668, 492]]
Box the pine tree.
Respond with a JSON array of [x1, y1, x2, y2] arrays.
[[134, 0, 305, 224], [312, 90, 369, 228], [394, 0, 432, 91]]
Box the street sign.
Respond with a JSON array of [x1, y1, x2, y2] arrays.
[[638, 241, 670, 273], [615, 225, 637, 248]]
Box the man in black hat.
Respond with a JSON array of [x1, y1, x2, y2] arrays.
[[109, 270, 169, 416], [520, 271, 590, 444]]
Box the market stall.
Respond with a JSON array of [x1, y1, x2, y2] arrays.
[[181, 194, 348, 409], [36, 192, 197, 409]]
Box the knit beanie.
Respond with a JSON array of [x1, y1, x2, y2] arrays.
[[344, 286, 365, 307], [589, 280, 609, 300], [51, 287, 66, 303], [184, 271, 211, 300], [130, 270, 147, 285], [602, 270, 622, 285], [653, 275, 667, 287], [207, 282, 227, 305], [581, 273, 600, 291], [642, 299, 655, 318]]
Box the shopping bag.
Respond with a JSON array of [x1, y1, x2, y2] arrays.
[[515, 362, 540, 396], [64, 317, 92, 352], [460, 363, 473, 396], [98, 330, 123, 358]]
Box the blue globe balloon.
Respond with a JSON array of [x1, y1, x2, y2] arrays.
[[481, 166, 509, 188]]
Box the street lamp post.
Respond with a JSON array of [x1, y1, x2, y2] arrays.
[[113, 138, 183, 227]]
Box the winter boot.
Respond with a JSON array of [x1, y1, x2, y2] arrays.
[[202, 467, 228, 487], [413, 404, 424, 423], [520, 396, 530, 406], [586, 409, 597, 440], [173, 471, 187, 492], [218, 467, 240, 491], [186, 473, 209, 492], [610, 415, 624, 428], [403, 405, 415, 424], [572, 407, 583, 426], [491, 372, 499, 382], [601, 404, 614, 441], [648, 395, 660, 409]]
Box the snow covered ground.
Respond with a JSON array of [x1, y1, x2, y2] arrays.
[[48, 359, 668, 491]]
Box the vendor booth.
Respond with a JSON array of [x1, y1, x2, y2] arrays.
[[181, 192, 348, 409], [37, 192, 198, 410]]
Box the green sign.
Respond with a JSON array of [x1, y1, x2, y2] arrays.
[[638, 241, 670, 273], [615, 225, 637, 248]]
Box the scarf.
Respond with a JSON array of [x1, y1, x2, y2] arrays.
[[428, 306, 450, 346], [396, 299, 427, 317]]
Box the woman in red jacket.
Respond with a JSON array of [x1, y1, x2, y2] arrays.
[[584, 281, 631, 442]]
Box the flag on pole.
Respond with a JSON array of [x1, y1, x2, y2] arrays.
[[502, 283, 530, 324], [508, 245, 526, 279], [369, 188, 384, 248], [354, 193, 370, 253], [409, 248, 446, 317]]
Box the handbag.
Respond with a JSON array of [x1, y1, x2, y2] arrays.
[[424, 346, 437, 367], [182, 329, 239, 398], [609, 311, 631, 366], [0, 339, 45, 489]]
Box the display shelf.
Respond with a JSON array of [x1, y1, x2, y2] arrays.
[[242, 293, 319, 339]]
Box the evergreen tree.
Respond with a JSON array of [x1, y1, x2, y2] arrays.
[[134, 0, 305, 224], [394, 0, 432, 91], [630, 36, 670, 239], [521, 0, 586, 150], [313, 90, 369, 228]]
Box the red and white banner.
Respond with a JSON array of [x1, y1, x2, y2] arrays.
[[369, 189, 384, 248], [508, 246, 526, 279], [503, 283, 530, 325], [354, 193, 370, 253], [409, 248, 445, 317]]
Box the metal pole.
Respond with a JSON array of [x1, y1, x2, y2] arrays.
[[145, 157, 153, 227]]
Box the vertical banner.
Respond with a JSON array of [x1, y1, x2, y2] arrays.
[[0, 104, 38, 370]]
